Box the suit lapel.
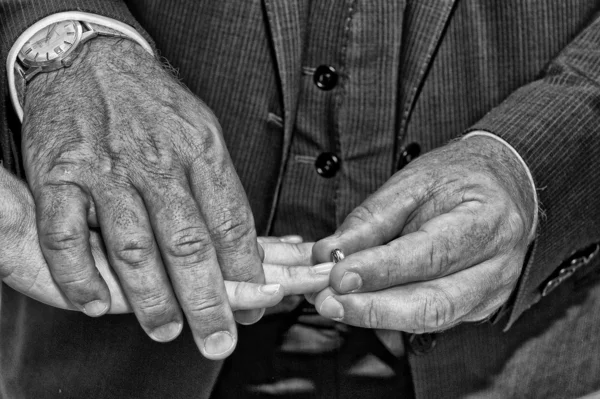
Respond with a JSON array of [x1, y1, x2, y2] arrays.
[[396, 0, 457, 140], [262, 0, 307, 231]]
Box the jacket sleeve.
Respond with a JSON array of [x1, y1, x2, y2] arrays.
[[0, 0, 154, 173], [468, 13, 600, 329]]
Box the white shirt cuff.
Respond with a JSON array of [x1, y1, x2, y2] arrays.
[[463, 130, 539, 242], [7, 11, 154, 122]]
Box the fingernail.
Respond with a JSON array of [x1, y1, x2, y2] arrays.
[[311, 262, 334, 275], [280, 235, 303, 243], [259, 283, 281, 295], [235, 308, 265, 325], [204, 331, 235, 357], [319, 296, 344, 320], [82, 300, 108, 317], [305, 292, 317, 304], [340, 272, 362, 292], [149, 321, 182, 342]]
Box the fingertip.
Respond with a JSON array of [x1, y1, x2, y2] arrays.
[[201, 330, 237, 360], [317, 294, 344, 321], [81, 299, 110, 317], [148, 320, 184, 343], [234, 308, 265, 325], [304, 292, 317, 305]]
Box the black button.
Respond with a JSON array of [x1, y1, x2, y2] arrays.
[[397, 142, 421, 170], [408, 333, 436, 355], [315, 152, 340, 178], [313, 65, 338, 91]]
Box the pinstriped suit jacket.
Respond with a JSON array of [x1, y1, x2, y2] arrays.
[[2, 1, 600, 398]]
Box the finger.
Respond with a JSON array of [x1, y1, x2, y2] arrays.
[[312, 177, 421, 263], [225, 281, 283, 310], [95, 187, 184, 343], [279, 235, 304, 244], [329, 203, 496, 294], [257, 235, 303, 244], [89, 231, 132, 314], [141, 180, 237, 359], [257, 236, 284, 244], [189, 151, 265, 326], [261, 242, 315, 266], [262, 262, 333, 295], [315, 257, 510, 332], [304, 292, 319, 305], [104, 260, 333, 315], [36, 184, 110, 316]]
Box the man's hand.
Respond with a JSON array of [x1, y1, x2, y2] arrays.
[[0, 167, 332, 330], [22, 37, 265, 359], [311, 136, 536, 332]]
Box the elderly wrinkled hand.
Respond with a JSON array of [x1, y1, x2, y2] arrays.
[[23, 36, 269, 359], [0, 169, 331, 323], [310, 136, 536, 332]]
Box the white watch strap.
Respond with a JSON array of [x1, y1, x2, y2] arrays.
[[7, 11, 154, 122]]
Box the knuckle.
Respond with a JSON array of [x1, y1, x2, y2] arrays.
[[42, 226, 87, 252], [165, 227, 213, 262], [135, 292, 174, 320], [348, 204, 379, 226], [57, 271, 92, 289], [185, 291, 228, 322], [361, 298, 384, 329], [281, 265, 296, 281], [113, 237, 155, 268], [211, 209, 255, 245], [423, 233, 448, 279], [414, 290, 455, 332]]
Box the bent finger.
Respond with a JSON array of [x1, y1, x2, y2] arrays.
[[96, 187, 184, 343], [316, 258, 506, 332], [329, 204, 496, 294], [189, 151, 265, 326], [142, 180, 237, 358], [36, 184, 110, 316]]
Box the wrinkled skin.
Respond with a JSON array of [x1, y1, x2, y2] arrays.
[[310, 136, 536, 332], [23, 36, 266, 359], [0, 167, 330, 331]]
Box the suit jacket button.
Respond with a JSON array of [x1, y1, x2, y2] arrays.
[[315, 152, 340, 178], [314, 65, 338, 91], [408, 333, 436, 355], [397, 142, 421, 170]]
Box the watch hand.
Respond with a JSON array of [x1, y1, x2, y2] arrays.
[[45, 24, 57, 42]]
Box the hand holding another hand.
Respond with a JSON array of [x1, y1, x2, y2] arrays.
[[310, 136, 536, 332], [0, 169, 331, 332], [23, 36, 267, 359]]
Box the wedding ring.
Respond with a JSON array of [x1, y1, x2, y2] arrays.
[[331, 249, 345, 263]]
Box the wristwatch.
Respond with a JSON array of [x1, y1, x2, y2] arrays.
[[15, 20, 128, 82]]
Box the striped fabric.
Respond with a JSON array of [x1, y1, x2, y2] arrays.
[[2, 1, 600, 398]]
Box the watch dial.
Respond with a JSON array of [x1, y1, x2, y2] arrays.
[[21, 20, 79, 64]]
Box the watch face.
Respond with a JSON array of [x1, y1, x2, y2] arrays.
[[20, 20, 81, 66]]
